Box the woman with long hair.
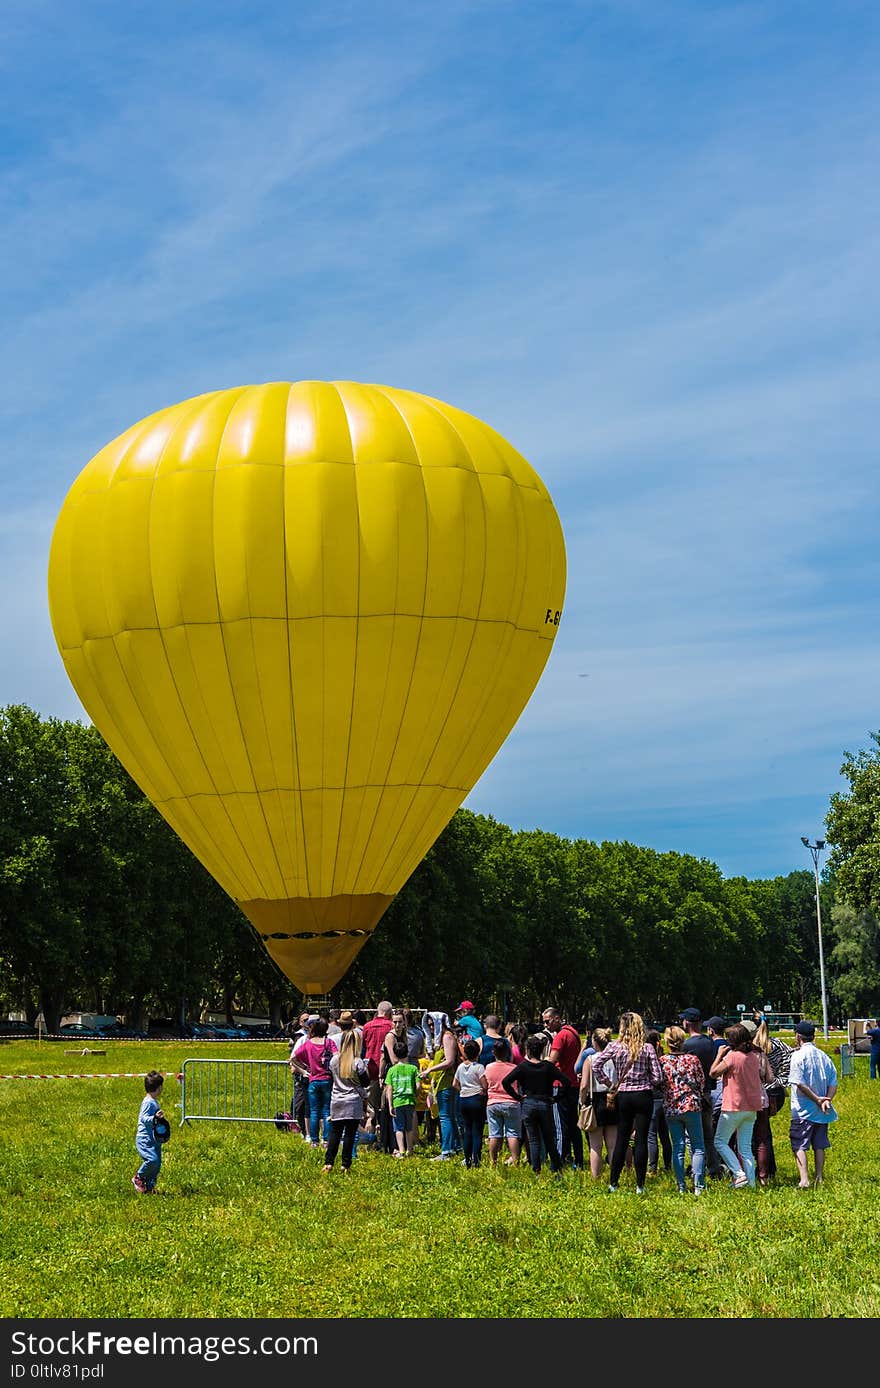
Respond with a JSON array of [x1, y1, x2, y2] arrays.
[[289, 1016, 336, 1147], [592, 1011, 662, 1193], [747, 1019, 790, 1185], [323, 1013, 369, 1174], [709, 1022, 769, 1188], [505, 1021, 528, 1065], [501, 1034, 570, 1177], [420, 1011, 461, 1160], [659, 1026, 706, 1195], [578, 1027, 618, 1180]]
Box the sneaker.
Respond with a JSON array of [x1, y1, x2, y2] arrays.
[[132, 1175, 147, 1193], [677, 1185, 686, 1195], [636, 1186, 645, 1195], [732, 1175, 749, 1189], [320, 1164, 333, 1174], [694, 1186, 706, 1196], [607, 1184, 618, 1192], [431, 1152, 453, 1162], [392, 1151, 404, 1159]]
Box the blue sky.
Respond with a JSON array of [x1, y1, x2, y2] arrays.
[[2, 0, 878, 879]]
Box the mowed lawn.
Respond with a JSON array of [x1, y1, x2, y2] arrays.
[[2, 1037, 879, 1319]]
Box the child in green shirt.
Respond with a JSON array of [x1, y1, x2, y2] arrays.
[[384, 1039, 421, 1157]]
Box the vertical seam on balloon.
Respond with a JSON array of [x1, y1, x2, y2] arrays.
[[97, 418, 192, 808], [445, 475, 535, 799], [205, 389, 278, 901], [333, 384, 406, 899], [83, 423, 165, 799], [149, 394, 260, 899], [231, 385, 294, 904], [327, 416, 361, 901], [344, 387, 427, 896], [371, 392, 490, 892], [426, 409, 531, 797], [385, 393, 481, 794], [283, 382, 313, 911], [366, 392, 426, 892]]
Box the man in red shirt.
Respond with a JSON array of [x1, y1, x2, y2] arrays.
[[543, 1006, 583, 1170], [361, 1001, 394, 1131]]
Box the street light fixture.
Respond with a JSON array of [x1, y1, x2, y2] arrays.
[[801, 836, 829, 1040]]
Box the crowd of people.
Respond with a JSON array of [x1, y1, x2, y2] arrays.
[[282, 1000, 839, 1189]]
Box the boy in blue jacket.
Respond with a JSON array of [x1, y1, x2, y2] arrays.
[[133, 1071, 165, 1193]]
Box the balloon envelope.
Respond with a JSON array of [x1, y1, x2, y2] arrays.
[[48, 382, 566, 991]]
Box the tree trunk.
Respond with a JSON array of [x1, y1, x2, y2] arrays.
[[39, 985, 65, 1035]]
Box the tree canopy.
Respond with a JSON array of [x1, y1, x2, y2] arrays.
[[0, 704, 859, 1028]]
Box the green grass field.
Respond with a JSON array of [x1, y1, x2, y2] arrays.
[[2, 1037, 879, 1319]]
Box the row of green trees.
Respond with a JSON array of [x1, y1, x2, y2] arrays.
[[2, 704, 876, 1031]]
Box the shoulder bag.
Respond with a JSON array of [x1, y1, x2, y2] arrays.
[[577, 1061, 599, 1132]]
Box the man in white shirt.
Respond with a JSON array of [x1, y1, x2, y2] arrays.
[[788, 1020, 838, 1189]]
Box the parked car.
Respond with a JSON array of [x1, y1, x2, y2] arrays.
[[207, 1022, 252, 1039], [179, 1022, 220, 1039], [58, 1023, 107, 1039], [99, 1024, 149, 1040], [0, 1020, 37, 1037]]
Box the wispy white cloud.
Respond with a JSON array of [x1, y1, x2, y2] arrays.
[[3, 1, 879, 877]]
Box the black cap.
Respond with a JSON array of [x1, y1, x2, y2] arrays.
[[153, 1115, 172, 1144], [794, 1020, 816, 1038], [705, 1015, 725, 1031], [679, 1007, 701, 1023]]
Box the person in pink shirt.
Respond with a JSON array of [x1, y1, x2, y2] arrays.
[[290, 1018, 338, 1147], [709, 1023, 770, 1188], [484, 1037, 522, 1167]]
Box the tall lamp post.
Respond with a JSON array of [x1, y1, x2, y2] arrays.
[[801, 837, 829, 1040]]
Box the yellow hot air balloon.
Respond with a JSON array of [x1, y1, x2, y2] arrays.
[[48, 382, 566, 993]]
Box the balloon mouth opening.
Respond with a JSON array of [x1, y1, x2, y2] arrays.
[[259, 928, 374, 941], [238, 893, 395, 992]]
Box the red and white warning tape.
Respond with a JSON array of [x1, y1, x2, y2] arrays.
[[0, 1072, 174, 1080]]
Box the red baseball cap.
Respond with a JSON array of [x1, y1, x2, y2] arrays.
[[456, 1000, 475, 1012]]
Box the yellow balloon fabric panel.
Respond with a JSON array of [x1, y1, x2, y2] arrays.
[[48, 382, 566, 993]]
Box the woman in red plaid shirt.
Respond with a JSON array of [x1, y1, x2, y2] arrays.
[[593, 1011, 662, 1194]]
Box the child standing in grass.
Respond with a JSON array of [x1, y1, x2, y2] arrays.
[[133, 1070, 164, 1194], [384, 1039, 420, 1157]]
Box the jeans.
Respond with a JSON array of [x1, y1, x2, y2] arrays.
[[435, 1086, 460, 1155], [308, 1079, 332, 1144], [324, 1118, 359, 1169], [871, 1051, 879, 1080], [647, 1094, 671, 1172], [292, 1074, 309, 1135], [459, 1094, 487, 1167], [522, 1097, 563, 1173], [136, 1147, 161, 1190], [556, 1085, 583, 1168], [715, 1109, 757, 1185], [609, 1089, 654, 1186], [701, 1094, 723, 1176], [666, 1110, 705, 1190]]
